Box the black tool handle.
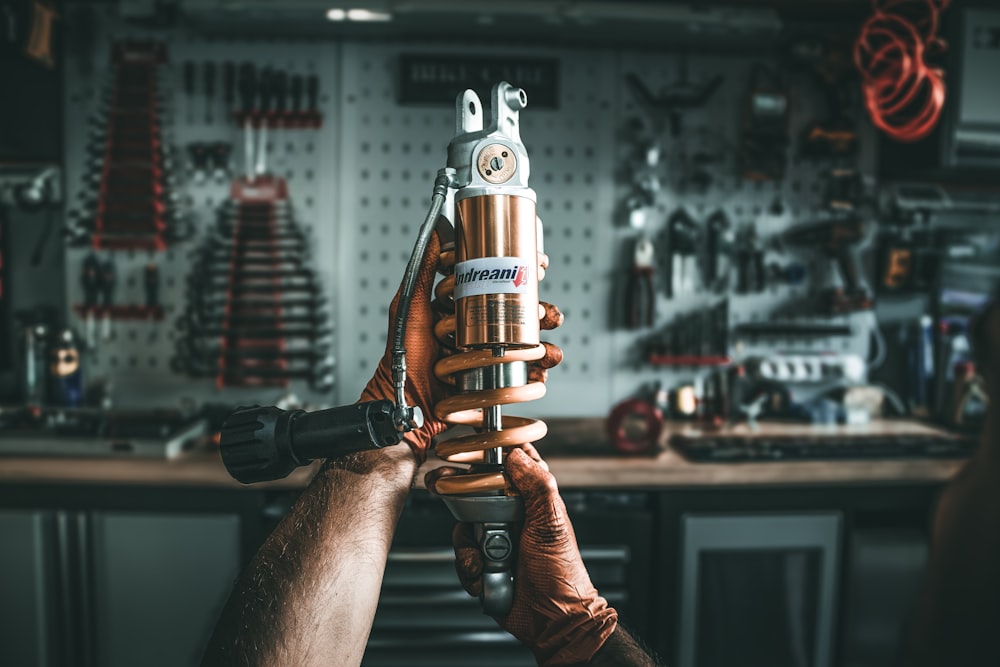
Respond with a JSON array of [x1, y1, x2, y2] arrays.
[[273, 70, 288, 114], [306, 74, 319, 111], [144, 263, 160, 309], [183, 61, 196, 94], [706, 213, 729, 286], [627, 269, 654, 329], [238, 62, 257, 115], [82, 254, 101, 308], [223, 62, 236, 106], [204, 62, 216, 98], [752, 249, 765, 293], [290, 74, 304, 112], [258, 67, 273, 114], [98, 258, 116, 307], [837, 245, 863, 295], [220, 401, 402, 484], [736, 250, 749, 294], [669, 110, 682, 137]]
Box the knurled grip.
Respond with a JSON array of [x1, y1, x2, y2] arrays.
[[219, 400, 401, 484], [220, 405, 302, 484]]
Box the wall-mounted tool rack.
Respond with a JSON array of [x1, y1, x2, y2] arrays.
[[64, 6, 875, 414]]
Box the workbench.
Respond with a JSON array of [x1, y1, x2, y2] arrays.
[[0, 418, 973, 667], [0, 418, 971, 490]]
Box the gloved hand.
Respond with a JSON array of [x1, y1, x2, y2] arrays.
[[359, 231, 451, 462], [361, 233, 564, 463], [428, 445, 619, 666]]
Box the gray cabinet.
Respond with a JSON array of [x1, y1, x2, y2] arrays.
[[0, 511, 58, 667], [0, 510, 241, 667], [90, 512, 241, 667], [677, 513, 842, 667], [840, 528, 928, 667]]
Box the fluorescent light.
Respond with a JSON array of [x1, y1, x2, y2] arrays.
[[326, 7, 393, 22], [346, 8, 393, 21]]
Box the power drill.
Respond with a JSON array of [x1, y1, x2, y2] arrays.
[[218, 82, 547, 616], [780, 216, 872, 314]]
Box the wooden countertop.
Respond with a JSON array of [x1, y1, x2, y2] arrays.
[[0, 419, 972, 491]]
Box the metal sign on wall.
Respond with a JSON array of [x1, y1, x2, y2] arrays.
[[397, 54, 560, 108]]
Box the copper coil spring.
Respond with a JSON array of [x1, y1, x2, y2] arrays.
[[431, 247, 550, 495]]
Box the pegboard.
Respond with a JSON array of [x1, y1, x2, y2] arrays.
[[62, 6, 878, 416], [63, 5, 339, 408], [607, 52, 878, 407], [334, 42, 619, 418], [335, 45, 877, 416]]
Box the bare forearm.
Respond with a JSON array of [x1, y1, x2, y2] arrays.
[[584, 625, 663, 667], [202, 445, 417, 667]]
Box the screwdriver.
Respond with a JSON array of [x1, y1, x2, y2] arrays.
[[272, 70, 288, 158], [256, 67, 273, 178], [223, 61, 236, 118], [81, 253, 101, 350], [204, 61, 216, 124], [183, 61, 196, 124], [290, 74, 304, 125], [144, 263, 160, 311], [238, 62, 257, 182], [306, 74, 319, 124], [98, 257, 116, 342]]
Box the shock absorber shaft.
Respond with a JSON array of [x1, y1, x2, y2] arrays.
[[431, 82, 553, 615], [484, 347, 505, 469]]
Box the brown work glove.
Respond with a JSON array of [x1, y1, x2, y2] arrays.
[[359, 231, 451, 463], [428, 445, 618, 666]]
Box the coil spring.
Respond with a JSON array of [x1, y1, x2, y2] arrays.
[[431, 246, 550, 495]]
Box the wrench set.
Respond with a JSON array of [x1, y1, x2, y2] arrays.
[[68, 42, 191, 250], [173, 177, 333, 391]]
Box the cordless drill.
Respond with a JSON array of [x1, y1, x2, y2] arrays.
[[780, 217, 872, 313]]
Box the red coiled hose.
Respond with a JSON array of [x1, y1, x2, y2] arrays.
[[854, 0, 949, 142]]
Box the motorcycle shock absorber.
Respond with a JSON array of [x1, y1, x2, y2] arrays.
[[215, 81, 550, 617], [431, 82, 550, 616]]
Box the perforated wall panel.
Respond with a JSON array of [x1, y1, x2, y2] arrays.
[[64, 7, 339, 407], [334, 43, 618, 417], [63, 10, 876, 416]]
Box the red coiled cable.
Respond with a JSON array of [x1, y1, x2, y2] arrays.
[[854, 0, 949, 142]]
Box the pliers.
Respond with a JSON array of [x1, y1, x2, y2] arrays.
[[627, 236, 655, 329]]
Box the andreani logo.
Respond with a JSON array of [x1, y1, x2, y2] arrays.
[[455, 266, 528, 288], [454, 258, 532, 300]]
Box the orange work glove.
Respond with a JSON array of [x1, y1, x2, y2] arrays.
[[359, 231, 451, 462], [428, 445, 618, 666]]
